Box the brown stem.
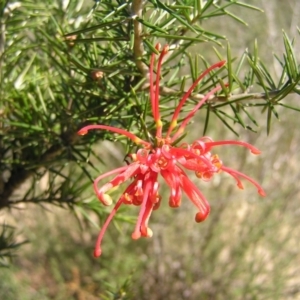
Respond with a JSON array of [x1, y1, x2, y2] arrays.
[[132, 0, 148, 77]]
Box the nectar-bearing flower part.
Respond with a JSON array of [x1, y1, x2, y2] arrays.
[[78, 44, 265, 257]]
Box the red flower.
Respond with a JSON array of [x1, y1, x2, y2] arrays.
[[78, 44, 265, 257]]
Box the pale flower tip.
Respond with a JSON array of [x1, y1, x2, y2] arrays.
[[141, 226, 153, 238], [78, 129, 88, 136], [100, 194, 112, 206], [93, 248, 102, 258], [131, 231, 141, 240], [219, 60, 227, 67], [147, 228, 153, 238]]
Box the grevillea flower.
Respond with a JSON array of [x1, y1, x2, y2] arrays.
[[78, 44, 265, 257]]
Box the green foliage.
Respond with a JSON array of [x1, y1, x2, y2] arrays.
[[0, 224, 26, 267]]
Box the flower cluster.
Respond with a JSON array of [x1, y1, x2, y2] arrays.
[[78, 44, 265, 257]]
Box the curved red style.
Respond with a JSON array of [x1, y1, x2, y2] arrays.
[[78, 44, 265, 257]]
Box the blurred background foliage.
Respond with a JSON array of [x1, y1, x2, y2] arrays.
[[0, 0, 300, 299]]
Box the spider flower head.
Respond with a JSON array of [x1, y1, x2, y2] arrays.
[[78, 44, 265, 257]]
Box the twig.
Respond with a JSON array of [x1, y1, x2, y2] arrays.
[[140, 85, 296, 104], [132, 0, 148, 77]]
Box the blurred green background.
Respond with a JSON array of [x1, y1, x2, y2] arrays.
[[1, 0, 300, 299]]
